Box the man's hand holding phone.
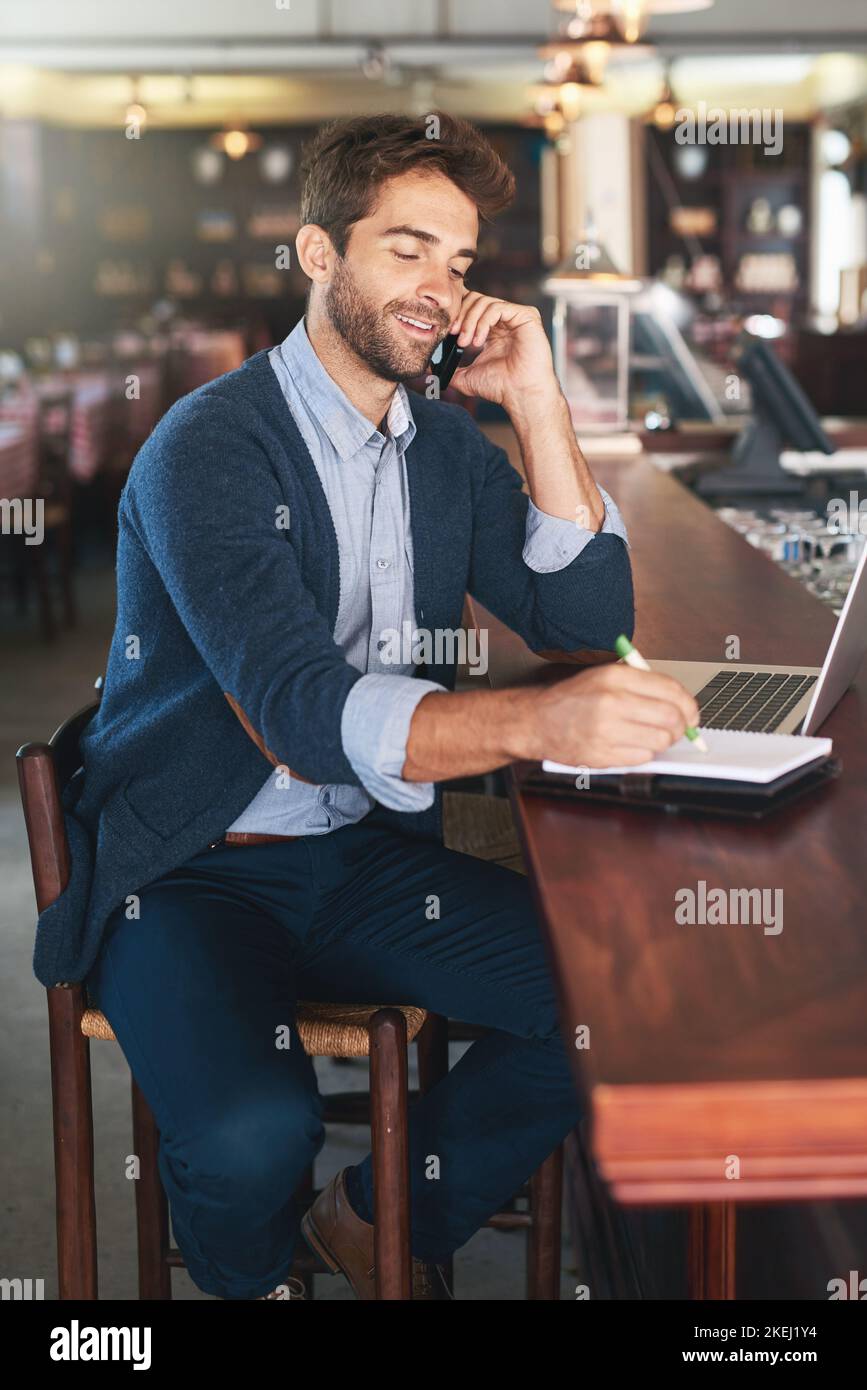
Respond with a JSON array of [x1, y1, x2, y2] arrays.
[[444, 291, 560, 415]]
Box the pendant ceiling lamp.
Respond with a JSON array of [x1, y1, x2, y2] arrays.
[[539, 9, 655, 88], [553, 1, 714, 46], [648, 61, 678, 128], [209, 125, 263, 161]]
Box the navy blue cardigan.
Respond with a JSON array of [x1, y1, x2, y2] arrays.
[[31, 348, 634, 988]]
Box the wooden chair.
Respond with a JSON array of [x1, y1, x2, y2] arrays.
[[17, 684, 564, 1300]]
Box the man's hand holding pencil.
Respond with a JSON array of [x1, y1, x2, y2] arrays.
[[522, 644, 702, 770]]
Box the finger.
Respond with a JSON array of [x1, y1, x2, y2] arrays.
[[600, 744, 660, 766], [447, 365, 474, 396], [579, 740, 660, 769], [606, 666, 700, 726], [459, 298, 527, 346], [455, 295, 500, 346], [606, 712, 686, 757], [448, 291, 484, 336], [465, 301, 510, 348], [610, 693, 688, 739]]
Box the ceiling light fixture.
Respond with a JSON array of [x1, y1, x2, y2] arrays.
[[553, 1, 714, 45], [210, 126, 263, 160], [539, 12, 654, 85], [539, 37, 615, 86], [124, 76, 147, 133], [540, 49, 604, 89], [361, 43, 390, 80], [648, 62, 678, 128]]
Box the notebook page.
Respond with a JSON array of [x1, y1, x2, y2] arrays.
[[542, 728, 833, 784]]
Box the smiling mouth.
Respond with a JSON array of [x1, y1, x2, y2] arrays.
[[393, 312, 438, 337]]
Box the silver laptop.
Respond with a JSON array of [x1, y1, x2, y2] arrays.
[[647, 542, 867, 737]]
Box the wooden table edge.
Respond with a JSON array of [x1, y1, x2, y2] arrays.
[[593, 1075, 867, 1204]]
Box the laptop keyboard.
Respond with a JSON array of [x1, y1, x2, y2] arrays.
[[694, 670, 818, 733]]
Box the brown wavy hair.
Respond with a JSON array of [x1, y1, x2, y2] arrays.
[[300, 112, 516, 256]]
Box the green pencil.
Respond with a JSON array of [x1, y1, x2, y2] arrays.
[[614, 635, 708, 753]]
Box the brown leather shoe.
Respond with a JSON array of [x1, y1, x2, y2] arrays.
[[301, 1169, 454, 1300]]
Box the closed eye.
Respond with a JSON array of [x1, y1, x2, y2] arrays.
[[392, 250, 467, 279]]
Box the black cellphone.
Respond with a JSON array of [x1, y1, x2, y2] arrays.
[[430, 333, 464, 391]]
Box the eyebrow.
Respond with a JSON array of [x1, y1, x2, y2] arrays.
[[382, 224, 478, 264]]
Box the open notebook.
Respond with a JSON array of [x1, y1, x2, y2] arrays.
[[543, 727, 833, 785]]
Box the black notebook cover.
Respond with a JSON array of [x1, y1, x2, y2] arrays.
[[517, 755, 842, 820]]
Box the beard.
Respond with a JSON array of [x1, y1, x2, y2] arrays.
[[324, 254, 448, 382]]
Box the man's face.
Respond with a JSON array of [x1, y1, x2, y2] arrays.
[[323, 169, 478, 382]]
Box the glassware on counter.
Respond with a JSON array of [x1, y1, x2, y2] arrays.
[[712, 500, 865, 614]]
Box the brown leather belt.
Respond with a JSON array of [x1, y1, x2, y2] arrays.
[[220, 831, 301, 846]]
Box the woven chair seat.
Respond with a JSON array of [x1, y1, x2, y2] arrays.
[[80, 1001, 428, 1058]]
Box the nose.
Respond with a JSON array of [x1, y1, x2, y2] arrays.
[[414, 266, 457, 318]]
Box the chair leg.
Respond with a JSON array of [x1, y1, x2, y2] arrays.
[[130, 1077, 172, 1299], [369, 1008, 412, 1299], [688, 1203, 736, 1300], [47, 985, 98, 1298], [415, 1012, 454, 1295], [527, 1144, 564, 1300]]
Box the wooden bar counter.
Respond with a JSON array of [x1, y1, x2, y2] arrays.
[[473, 425, 867, 1295]]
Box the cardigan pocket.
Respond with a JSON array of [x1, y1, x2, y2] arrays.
[[118, 768, 236, 843], [100, 779, 182, 848]]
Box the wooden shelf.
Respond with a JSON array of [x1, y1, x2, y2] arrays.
[[645, 122, 813, 330]]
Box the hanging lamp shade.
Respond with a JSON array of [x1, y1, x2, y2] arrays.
[[544, 227, 643, 291], [552, 0, 714, 46]]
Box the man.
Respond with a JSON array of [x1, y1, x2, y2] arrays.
[[36, 113, 698, 1300]]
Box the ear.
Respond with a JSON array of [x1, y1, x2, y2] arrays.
[[295, 223, 336, 286]]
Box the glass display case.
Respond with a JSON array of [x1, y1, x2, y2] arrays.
[[543, 236, 642, 432]]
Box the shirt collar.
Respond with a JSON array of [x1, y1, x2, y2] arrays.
[[276, 317, 416, 463]]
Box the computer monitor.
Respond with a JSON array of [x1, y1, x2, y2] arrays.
[[695, 335, 836, 497]]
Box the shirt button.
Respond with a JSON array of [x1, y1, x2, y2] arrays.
[[376, 558, 390, 570]]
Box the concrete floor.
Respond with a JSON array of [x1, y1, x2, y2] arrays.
[[1, 543, 574, 1300]]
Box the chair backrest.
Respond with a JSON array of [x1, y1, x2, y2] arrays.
[[48, 691, 102, 790], [16, 677, 103, 915]]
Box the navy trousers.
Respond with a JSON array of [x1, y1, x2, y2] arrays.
[[85, 808, 583, 1299]]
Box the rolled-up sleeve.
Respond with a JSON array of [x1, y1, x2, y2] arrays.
[[341, 672, 447, 811], [522, 487, 629, 574]]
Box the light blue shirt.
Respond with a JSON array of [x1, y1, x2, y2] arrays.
[[226, 317, 629, 834]]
